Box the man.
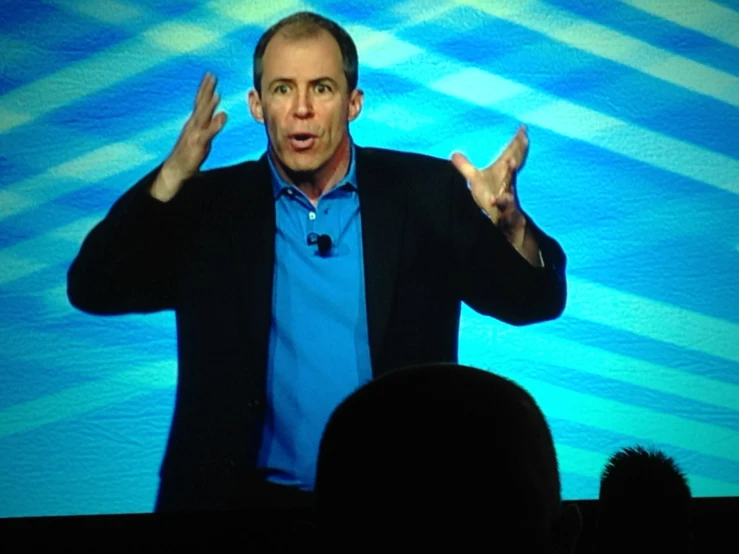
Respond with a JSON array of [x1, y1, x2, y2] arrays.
[[67, 11, 566, 511], [596, 446, 693, 553], [315, 363, 582, 552]]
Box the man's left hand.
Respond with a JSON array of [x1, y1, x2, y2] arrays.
[[451, 125, 530, 251]]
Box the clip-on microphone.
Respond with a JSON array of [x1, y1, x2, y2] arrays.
[[307, 232, 333, 256]]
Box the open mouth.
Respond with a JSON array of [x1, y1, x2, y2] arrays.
[[289, 133, 317, 150]]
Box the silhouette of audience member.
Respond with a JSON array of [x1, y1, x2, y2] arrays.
[[596, 445, 693, 554], [314, 363, 581, 552]]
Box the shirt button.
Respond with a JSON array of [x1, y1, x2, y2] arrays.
[[308, 211, 316, 220]]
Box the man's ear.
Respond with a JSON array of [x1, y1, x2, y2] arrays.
[[248, 89, 264, 123], [551, 503, 583, 554], [347, 88, 364, 122]]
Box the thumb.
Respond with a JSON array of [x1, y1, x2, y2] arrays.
[[451, 152, 479, 183], [211, 111, 228, 134]]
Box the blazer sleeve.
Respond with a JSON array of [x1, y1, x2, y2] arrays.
[[447, 166, 567, 325], [67, 165, 204, 315]]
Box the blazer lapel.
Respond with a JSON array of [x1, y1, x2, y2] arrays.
[[224, 148, 407, 373], [227, 156, 275, 352], [356, 147, 407, 372]]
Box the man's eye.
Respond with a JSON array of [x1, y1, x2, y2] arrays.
[[316, 83, 330, 93], [275, 85, 289, 94]]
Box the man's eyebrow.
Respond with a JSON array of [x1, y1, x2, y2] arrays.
[[266, 76, 339, 87], [267, 77, 294, 88], [313, 76, 339, 85]]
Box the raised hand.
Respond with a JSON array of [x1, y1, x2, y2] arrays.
[[451, 125, 529, 240], [151, 73, 228, 202]]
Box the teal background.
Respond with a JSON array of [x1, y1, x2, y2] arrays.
[[1, 0, 738, 516]]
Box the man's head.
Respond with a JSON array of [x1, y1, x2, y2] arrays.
[[252, 12, 358, 96], [315, 363, 581, 551], [597, 446, 693, 553], [248, 12, 363, 183]]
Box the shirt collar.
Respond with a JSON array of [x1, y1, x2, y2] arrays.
[[268, 142, 357, 200]]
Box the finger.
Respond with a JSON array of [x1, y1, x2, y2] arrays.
[[205, 111, 228, 139], [193, 74, 217, 125], [497, 171, 512, 196], [194, 75, 216, 124], [508, 133, 525, 167], [451, 152, 479, 183], [500, 128, 522, 158], [509, 126, 529, 170], [499, 126, 529, 170], [194, 72, 212, 110], [499, 164, 518, 195], [201, 92, 220, 129], [481, 159, 511, 197]]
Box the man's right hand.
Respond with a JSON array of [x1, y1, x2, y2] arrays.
[[150, 73, 228, 202]]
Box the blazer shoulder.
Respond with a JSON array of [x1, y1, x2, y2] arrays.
[[194, 158, 268, 186], [356, 146, 462, 196], [358, 146, 453, 173], [184, 157, 271, 203]]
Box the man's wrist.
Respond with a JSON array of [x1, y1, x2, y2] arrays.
[[150, 163, 184, 203], [518, 218, 544, 267], [508, 215, 527, 251]]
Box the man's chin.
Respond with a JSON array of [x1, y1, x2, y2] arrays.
[[288, 168, 317, 183], [282, 157, 322, 179], [286, 159, 319, 172], [270, 146, 329, 183]]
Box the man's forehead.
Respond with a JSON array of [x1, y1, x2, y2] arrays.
[[265, 27, 340, 57], [261, 31, 345, 83]]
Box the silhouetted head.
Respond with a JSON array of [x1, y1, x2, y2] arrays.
[[597, 445, 693, 553], [315, 363, 581, 551]]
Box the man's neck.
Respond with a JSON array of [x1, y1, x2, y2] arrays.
[[271, 137, 352, 205]]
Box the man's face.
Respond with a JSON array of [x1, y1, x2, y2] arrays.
[[248, 29, 363, 176]]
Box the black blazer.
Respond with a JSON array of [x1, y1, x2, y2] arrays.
[[67, 146, 566, 510]]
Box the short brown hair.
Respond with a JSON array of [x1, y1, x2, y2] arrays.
[[252, 11, 359, 94]]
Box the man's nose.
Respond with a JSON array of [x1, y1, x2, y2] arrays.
[[293, 89, 314, 117]]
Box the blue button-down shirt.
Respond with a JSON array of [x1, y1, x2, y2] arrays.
[[257, 145, 373, 489]]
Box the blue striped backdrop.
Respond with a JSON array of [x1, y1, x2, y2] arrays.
[[1, 0, 737, 516]]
